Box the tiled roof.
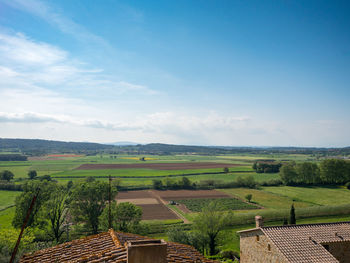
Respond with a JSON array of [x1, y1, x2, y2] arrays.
[[260, 222, 350, 263], [20, 229, 217, 263]]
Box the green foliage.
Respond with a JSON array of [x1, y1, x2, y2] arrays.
[[12, 181, 55, 229], [99, 201, 142, 232], [152, 179, 163, 190], [0, 170, 14, 181], [245, 194, 252, 202], [320, 159, 350, 184], [280, 159, 350, 186], [177, 198, 257, 212], [0, 228, 35, 261], [279, 163, 298, 185], [223, 167, 229, 173], [27, 170, 37, 180], [70, 181, 117, 234], [289, 204, 296, 224], [42, 185, 70, 242], [167, 226, 207, 254], [193, 201, 234, 255], [252, 162, 281, 173]]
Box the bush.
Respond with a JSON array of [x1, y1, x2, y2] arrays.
[[346, 182, 350, 190]]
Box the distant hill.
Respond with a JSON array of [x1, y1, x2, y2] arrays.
[[109, 141, 139, 146], [0, 138, 349, 156], [0, 138, 114, 155]]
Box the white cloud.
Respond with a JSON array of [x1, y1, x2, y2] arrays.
[[0, 31, 155, 95]]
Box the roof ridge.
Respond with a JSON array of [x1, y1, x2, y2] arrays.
[[262, 221, 350, 229], [108, 229, 122, 247]]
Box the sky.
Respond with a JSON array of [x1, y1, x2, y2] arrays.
[[0, 0, 349, 147]]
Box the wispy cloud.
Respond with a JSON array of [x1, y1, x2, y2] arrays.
[[0, 31, 156, 95], [2, 0, 109, 47]]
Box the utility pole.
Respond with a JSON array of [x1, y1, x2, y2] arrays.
[[108, 175, 112, 229], [10, 189, 40, 263]]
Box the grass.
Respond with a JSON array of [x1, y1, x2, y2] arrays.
[[0, 190, 21, 210], [262, 186, 350, 206], [176, 198, 258, 212], [0, 206, 15, 229], [219, 188, 311, 209]]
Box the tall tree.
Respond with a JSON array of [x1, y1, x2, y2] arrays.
[[70, 181, 117, 234], [42, 185, 70, 243], [279, 163, 297, 185], [289, 204, 296, 225], [192, 201, 233, 255]]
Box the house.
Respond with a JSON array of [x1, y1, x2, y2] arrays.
[[20, 229, 217, 263], [238, 216, 350, 263]]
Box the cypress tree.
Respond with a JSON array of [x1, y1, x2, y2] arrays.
[[289, 204, 296, 225]]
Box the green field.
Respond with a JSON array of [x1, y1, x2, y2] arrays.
[[220, 188, 311, 209], [0, 191, 21, 210], [176, 198, 259, 212], [262, 186, 350, 206]]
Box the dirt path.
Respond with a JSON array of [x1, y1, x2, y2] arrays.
[[148, 190, 190, 224]]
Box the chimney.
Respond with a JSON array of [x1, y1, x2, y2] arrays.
[[127, 239, 167, 263], [255, 215, 263, 228]]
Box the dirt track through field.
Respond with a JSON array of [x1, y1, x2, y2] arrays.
[[76, 162, 239, 170]]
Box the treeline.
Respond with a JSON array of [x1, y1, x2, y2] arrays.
[[152, 176, 282, 190], [280, 159, 350, 185], [252, 161, 281, 173], [0, 154, 27, 161]]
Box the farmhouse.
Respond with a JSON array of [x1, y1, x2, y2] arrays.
[[20, 229, 217, 263], [238, 216, 350, 263]]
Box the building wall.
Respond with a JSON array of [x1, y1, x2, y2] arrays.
[[240, 230, 288, 263], [324, 241, 350, 263]]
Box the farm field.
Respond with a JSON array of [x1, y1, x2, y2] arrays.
[[262, 186, 350, 206], [116, 190, 179, 220], [76, 162, 240, 170], [219, 188, 311, 209], [0, 190, 21, 210], [175, 198, 259, 212]]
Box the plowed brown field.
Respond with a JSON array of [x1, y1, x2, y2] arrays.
[[116, 190, 179, 220], [76, 162, 238, 170]]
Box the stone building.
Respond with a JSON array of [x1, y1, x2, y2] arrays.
[[20, 229, 217, 263], [238, 216, 350, 263]]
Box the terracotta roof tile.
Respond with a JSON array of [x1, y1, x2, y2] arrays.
[[259, 222, 350, 263], [20, 229, 217, 263]]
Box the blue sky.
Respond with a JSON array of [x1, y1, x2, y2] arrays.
[[0, 0, 349, 147]]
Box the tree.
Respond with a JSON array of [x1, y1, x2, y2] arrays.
[[320, 159, 349, 184], [0, 170, 14, 181], [279, 164, 297, 185], [223, 167, 229, 173], [245, 194, 252, 202], [152, 179, 163, 190], [12, 180, 54, 228], [70, 181, 117, 234], [180, 177, 192, 189], [192, 201, 233, 255], [28, 170, 37, 180], [289, 204, 296, 225], [42, 185, 70, 242], [295, 162, 320, 184], [115, 202, 142, 232]]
